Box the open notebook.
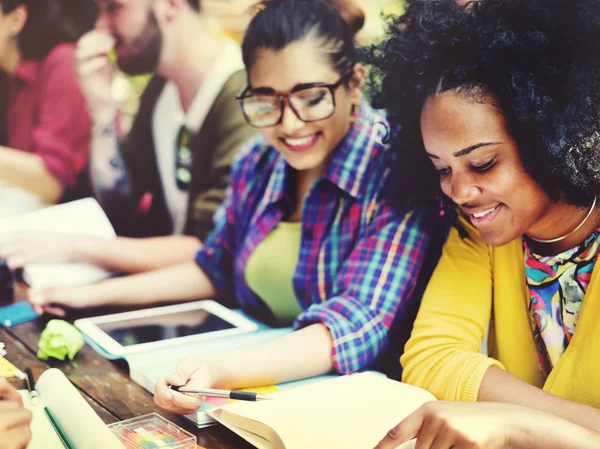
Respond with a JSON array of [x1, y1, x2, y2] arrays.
[[0, 198, 115, 287], [19, 368, 124, 449], [124, 326, 333, 428], [207, 372, 436, 449]]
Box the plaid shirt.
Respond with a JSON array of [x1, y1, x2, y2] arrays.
[[196, 102, 430, 374]]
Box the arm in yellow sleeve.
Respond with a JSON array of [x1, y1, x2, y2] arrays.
[[401, 213, 504, 401]]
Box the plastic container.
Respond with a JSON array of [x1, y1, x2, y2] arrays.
[[108, 413, 197, 449]]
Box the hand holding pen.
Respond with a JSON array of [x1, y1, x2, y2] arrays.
[[0, 376, 32, 449], [155, 355, 272, 415]]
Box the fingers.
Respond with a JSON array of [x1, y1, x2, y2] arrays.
[[78, 55, 111, 77], [374, 406, 425, 449], [28, 289, 66, 317], [4, 425, 32, 449], [154, 376, 174, 406], [0, 378, 22, 405], [0, 235, 26, 269], [0, 404, 33, 431], [41, 305, 67, 317], [429, 431, 456, 449], [154, 376, 204, 415], [165, 373, 186, 387], [76, 30, 115, 63]]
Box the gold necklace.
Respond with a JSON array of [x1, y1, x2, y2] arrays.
[[526, 197, 598, 244]]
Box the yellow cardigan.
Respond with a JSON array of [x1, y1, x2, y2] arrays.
[[401, 213, 600, 408]]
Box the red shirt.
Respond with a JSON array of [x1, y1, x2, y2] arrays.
[[7, 43, 91, 189]]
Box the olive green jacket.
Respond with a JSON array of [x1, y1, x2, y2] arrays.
[[116, 69, 255, 241]]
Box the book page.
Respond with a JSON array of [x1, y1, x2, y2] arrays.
[[209, 372, 435, 449], [0, 198, 115, 287], [215, 414, 283, 449], [18, 390, 65, 449], [35, 368, 125, 449], [128, 327, 296, 427]]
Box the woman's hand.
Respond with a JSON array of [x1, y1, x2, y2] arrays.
[[0, 231, 88, 270], [374, 401, 530, 449], [28, 285, 94, 316], [154, 356, 219, 415], [375, 401, 600, 449], [0, 377, 32, 449]]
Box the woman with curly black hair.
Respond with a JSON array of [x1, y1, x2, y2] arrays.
[[367, 0, 600, 447]]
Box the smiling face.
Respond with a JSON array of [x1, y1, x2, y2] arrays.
[[421, 90, 555, 246], [96, 0, 162, 75], [246, 37, 363, 177]]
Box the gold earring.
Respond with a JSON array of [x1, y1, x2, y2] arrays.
[[350, 104, 358, 123]]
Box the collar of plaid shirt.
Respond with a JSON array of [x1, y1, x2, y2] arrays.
[[260, 102, 388, 207]]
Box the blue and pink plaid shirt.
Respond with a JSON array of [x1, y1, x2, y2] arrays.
[[196, 102, 431, 374]]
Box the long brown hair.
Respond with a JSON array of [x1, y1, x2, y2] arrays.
[[0, 0, 79, 60], [242, 0, 365, 79]]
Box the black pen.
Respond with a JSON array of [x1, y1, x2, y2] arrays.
[[24, 367, 40, 406], [171, 386, 272, 401]]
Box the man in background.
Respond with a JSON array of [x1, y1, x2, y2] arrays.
[[0, 0, 255, 275]]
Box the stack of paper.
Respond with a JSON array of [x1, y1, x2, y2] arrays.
[[0, 198, 116, 287]]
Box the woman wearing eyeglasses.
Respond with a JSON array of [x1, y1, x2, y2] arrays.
[[29, 0, 436, 410]]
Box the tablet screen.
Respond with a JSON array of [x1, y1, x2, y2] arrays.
[[96, 309, 236, 346]]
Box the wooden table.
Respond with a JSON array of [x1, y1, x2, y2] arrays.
[[1, 286, 253, 449]]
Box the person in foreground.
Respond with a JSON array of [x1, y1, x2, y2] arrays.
[[0, 0, 90, 214], [367, 0, 600, 447], [0, 377, 32, 449], [148, 0, 433, 413]]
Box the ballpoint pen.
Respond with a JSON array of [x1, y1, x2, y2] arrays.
[[171, 385, 273, 401], [24, 368, 40, 406]]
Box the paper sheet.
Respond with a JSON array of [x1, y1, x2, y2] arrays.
[[209, 373, 433, 449], [33, 368, 124, 449], [19, 390, 65, 449], [0, 198, 116, 288]]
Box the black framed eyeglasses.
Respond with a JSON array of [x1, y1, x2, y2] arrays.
[[236, 73, 352, 128]]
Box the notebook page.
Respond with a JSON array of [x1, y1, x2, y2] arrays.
[[0, 198, 115, 287], [35, 368, 125, 449], [18, 390, 65, 449], [210, 372, 435, 449]]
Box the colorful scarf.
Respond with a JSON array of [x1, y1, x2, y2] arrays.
[[523, 228, 600, 377]]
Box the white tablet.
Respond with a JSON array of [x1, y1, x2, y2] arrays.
[[74, 300, 259, 356]]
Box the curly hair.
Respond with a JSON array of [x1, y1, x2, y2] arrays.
[[364, 0, 600, 207]]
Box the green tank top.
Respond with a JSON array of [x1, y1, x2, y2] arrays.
[[244, 221, 303, 325]]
